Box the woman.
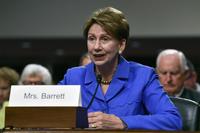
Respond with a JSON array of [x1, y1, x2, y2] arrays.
[[59, 7, 182, 130]]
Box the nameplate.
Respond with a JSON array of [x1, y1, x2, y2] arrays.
[[9, 85, 82, 107]]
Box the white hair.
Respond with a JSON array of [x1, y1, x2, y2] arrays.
[[19, 64, 52, 85], [156, 49, 188, 72]]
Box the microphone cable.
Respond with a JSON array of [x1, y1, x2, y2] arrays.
[[86, 74, 102, 110]]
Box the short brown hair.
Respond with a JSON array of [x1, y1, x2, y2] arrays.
[[0, 67, 19, 85], [83, 7, 129, 43]]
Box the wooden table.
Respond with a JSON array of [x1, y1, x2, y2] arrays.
[[2, 128, 198, 133]]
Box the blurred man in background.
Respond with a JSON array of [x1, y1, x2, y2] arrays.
[[184, 59, 200, 92], [156, 49, 200, 103]]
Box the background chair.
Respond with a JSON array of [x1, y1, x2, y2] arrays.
[[170, 97, 200, 131]]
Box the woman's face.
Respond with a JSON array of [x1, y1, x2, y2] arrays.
[[0, 79, 10, 104], [87, 24, 125, 67]]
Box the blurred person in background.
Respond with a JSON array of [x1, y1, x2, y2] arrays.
[[79, 52, 92, 66], [156, 49, 200, 103], [0, 67, 19, 106], [184, 59, 200, 92], [0, 67, 19, 129], [19, 64, 52, 85]]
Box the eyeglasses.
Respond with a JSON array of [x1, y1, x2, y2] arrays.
[[22, 81, 45, 85]]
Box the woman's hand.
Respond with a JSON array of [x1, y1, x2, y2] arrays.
[[88, 111, 126, 129]]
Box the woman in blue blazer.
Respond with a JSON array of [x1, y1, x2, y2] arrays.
[[59, 7, 182, 130]]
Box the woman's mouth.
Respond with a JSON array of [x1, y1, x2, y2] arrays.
[[93, 54, 105, 61]]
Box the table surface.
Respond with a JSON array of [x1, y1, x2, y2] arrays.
[[1, 128, 198, 133]]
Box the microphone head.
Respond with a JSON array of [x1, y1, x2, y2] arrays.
[[96, 74, 102, 83]]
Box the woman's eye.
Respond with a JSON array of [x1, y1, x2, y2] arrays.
[[103, 37, 108, 41], [101, 36, 110, 43], [88, 36, 95, 41]]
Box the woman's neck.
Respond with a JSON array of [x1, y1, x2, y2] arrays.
[[96, 56, 118, 82]]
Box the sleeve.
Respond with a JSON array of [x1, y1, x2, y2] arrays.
[[58, 66, 86, 85], [120, 69, 182, 130], [58, 69, 71, 85]]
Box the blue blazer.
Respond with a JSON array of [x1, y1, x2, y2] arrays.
[[59, 56, 182, 130]]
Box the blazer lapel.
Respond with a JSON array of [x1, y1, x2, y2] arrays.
[[105, 56, 130, 102], [84, 63, 105, 101]]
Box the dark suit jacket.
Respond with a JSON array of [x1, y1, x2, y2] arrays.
[[180, 88, 200, 103]]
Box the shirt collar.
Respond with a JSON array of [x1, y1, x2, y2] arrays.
[[174, 87, 184, 97]]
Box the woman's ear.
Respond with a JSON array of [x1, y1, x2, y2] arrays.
[[119, 39, 126, 54]]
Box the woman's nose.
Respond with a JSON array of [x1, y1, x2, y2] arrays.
[[94, 40, 101, 49]]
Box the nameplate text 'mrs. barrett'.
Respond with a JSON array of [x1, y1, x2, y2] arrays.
[[9, 85, 81, 107]]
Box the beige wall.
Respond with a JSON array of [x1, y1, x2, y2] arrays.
[[0, 0, 200, 38]]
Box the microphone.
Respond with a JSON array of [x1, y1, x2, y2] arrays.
[[96, 74, 102, 83], [86, 74, 102, 110]]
